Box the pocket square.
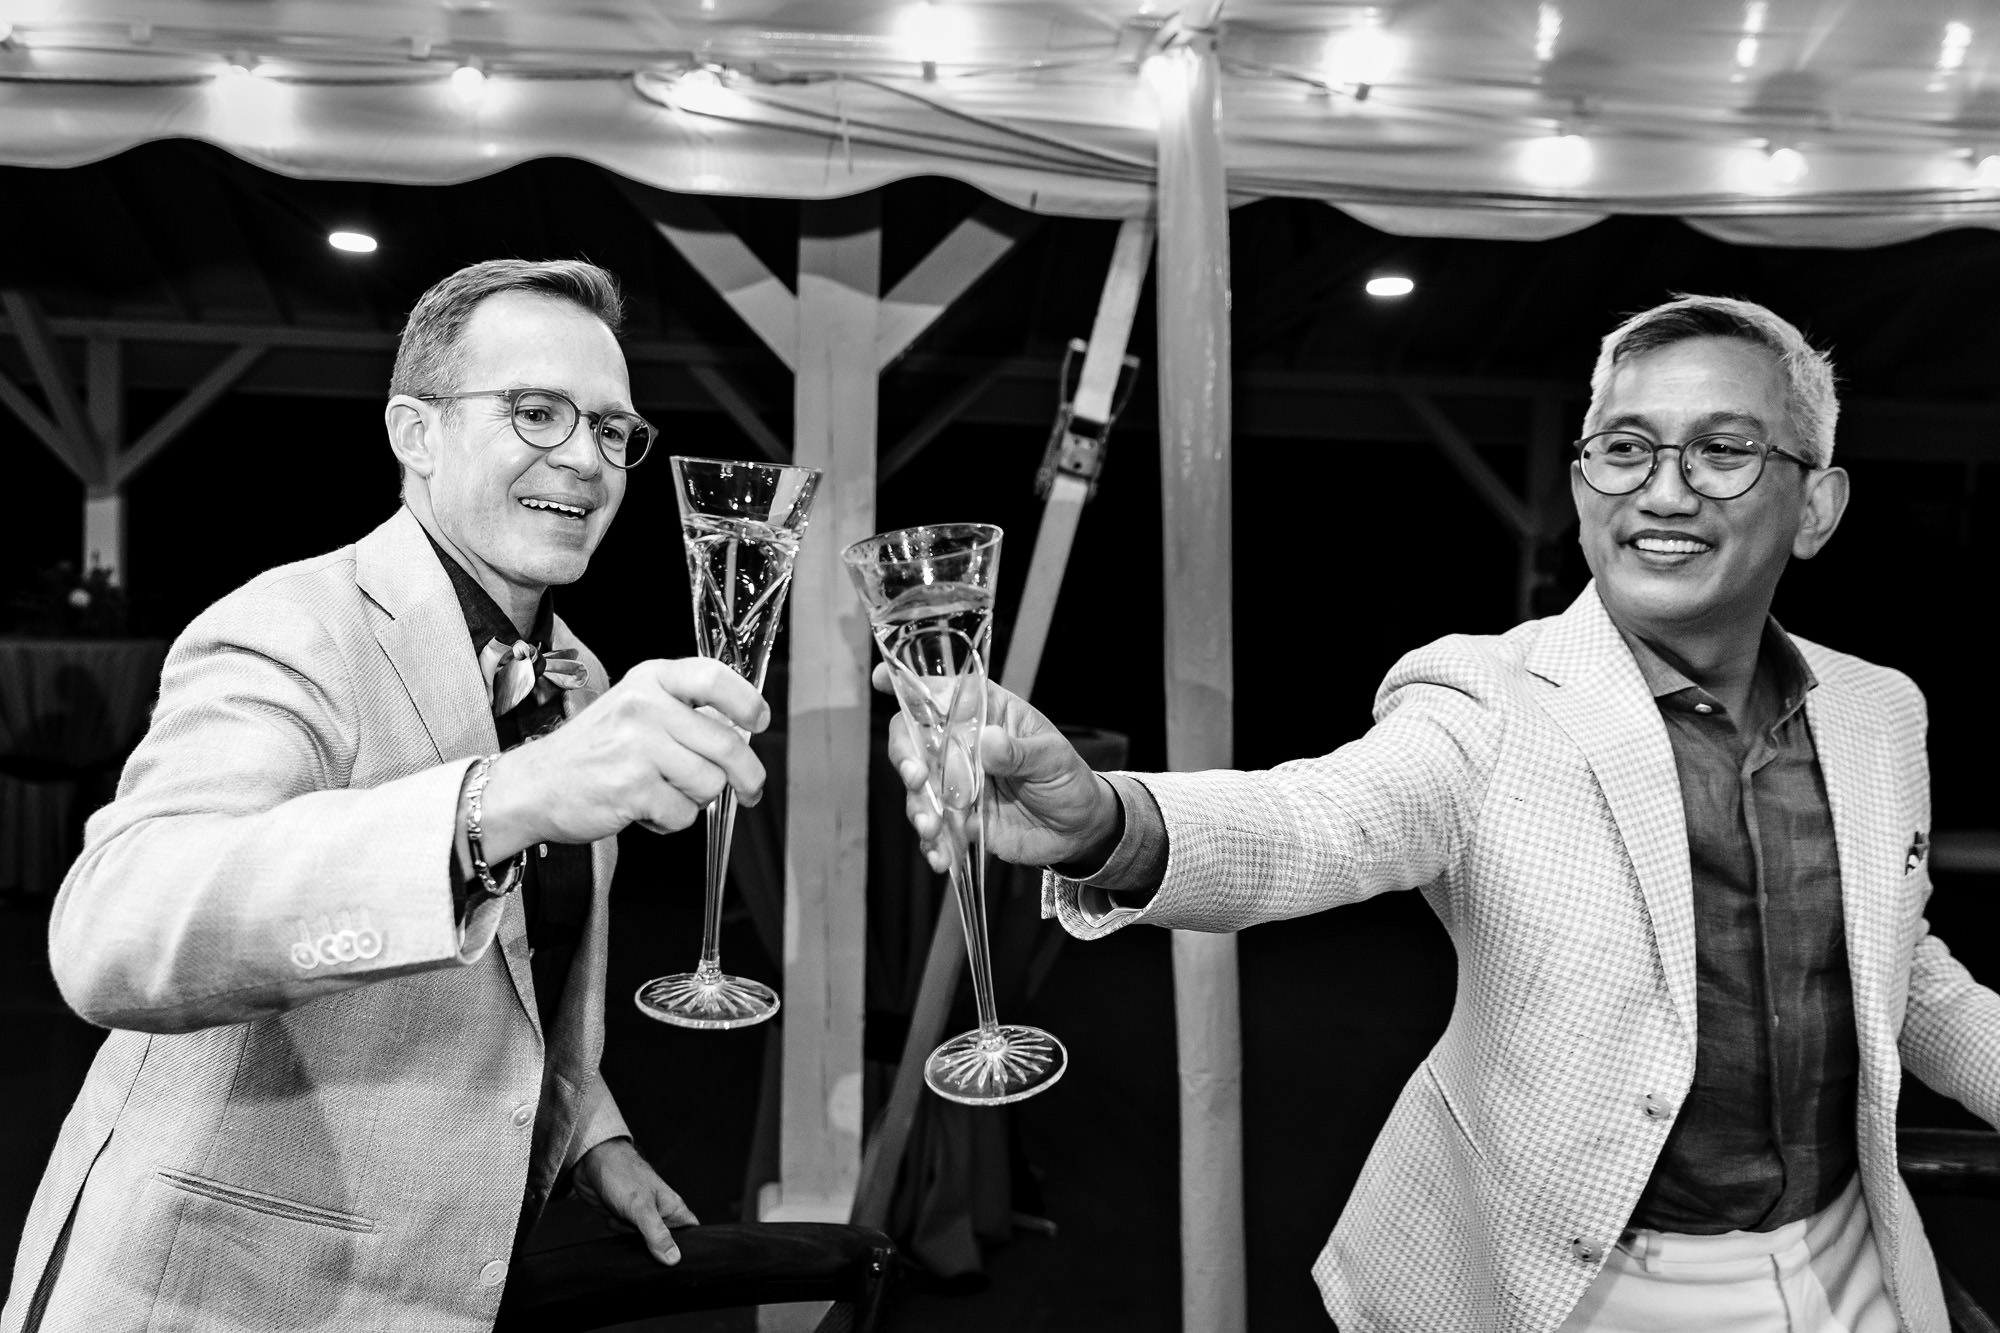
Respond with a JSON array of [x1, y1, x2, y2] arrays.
[[1906, 831, 1930, 874]]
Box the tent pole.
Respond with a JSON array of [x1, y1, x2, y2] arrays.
[[762, 193, 881, 1229], [1148, 16, 1247, 1332]]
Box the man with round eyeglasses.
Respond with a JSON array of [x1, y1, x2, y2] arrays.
[[883, 294, 1995, 1331], [6, 259, 769, 1332]]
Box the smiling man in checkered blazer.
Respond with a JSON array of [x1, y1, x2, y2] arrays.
[[887, 295, 1995, 1332]]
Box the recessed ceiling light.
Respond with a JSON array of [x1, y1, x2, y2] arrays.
[[1366, 275, 1415, 298], [329, 231, 378, 254]]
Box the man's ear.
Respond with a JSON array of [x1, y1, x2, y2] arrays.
[[385, 395, 438, 480], [1792, 464, 1850, 560]]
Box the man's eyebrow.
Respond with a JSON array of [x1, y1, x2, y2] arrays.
[[1597, 409, 1772, 436]]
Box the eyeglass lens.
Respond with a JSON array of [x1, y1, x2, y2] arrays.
[[510, 389, 653, 467], [1579, 433, 1766, 499]]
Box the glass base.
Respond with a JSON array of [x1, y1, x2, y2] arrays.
[[635, 971, 780, 1030], [924, 1024, 1067, 1105]]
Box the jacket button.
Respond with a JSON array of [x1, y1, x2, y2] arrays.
[[1570, 1238, 1605, 1263], [1640, 1093, 1675, 1121], [480, 1259, 509, 1287], [512, 1103, 535, 1129]]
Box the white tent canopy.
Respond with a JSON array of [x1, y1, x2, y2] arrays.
[[10, 0, 2000, 243]]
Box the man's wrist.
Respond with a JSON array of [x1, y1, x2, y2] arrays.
[[469, 749, 536, 863], [1057, 775, 1127, 877]]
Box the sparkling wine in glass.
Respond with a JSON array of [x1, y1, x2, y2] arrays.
[[843, 523, 1067, 1105], [635, 456, 819, 1030]]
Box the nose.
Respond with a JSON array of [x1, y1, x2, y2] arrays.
[[1635, 445, 1700, 515], [544, 418, 605, 479]]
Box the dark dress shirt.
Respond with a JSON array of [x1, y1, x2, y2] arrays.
[[1622, 621, 1858, 1234], [425, 532, 593, 1037]]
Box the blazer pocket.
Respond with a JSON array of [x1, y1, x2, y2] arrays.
[[155, 1168, 377, 1234], [1421, 1060, 1490, 1166]]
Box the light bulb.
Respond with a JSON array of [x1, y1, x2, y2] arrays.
[[1324, 14, 1403, 89], [1522, 131, 1593, 187], [1366, 275, 1415, 298], [1767, 145, 1807, 185], [329, 231, 378, 254]]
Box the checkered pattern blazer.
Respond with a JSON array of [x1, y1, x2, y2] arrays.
[[3, 508, 629, 1333], [1050, 585, 2000, 1333]]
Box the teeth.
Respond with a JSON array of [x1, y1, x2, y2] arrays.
[[521, 498, 587, 517], [1635, 537, 1708, 554]]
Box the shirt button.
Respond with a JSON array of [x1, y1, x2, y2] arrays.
[[512, 1103, 535, 1129], [1570, 1238, 1605, 1264], [1640, 1093, 1675, 1121], [480, 1259, 509, 1287], [1693, 703, 1713, 715]]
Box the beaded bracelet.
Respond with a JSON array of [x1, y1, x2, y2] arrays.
[[465, 753, 525, 898]]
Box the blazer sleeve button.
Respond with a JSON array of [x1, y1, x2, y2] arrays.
[[1570, 1238, 1605, 1263], [480, 1259, 509, 1287], [1640, 1093, 1675, 1121]]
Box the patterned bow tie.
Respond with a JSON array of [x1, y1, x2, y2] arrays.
[[480, 638, 588, 717]]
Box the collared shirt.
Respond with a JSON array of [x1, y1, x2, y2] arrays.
[[1623, 620, 1857, 1234], [424, 530, 592, 1037], [1070, 620, 1858, 1234]]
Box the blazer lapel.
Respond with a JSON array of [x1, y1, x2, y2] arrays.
[[355, 506, 541, 1038], [1529, 585, 1699, 1044], [1798, 651, 1902, 1055]]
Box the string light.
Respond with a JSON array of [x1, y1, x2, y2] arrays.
[[897, 1, 969, 79], [668, 65, 743, 116], [449, 58, 487, 106], [1974, 152, 2000, 187], [1323, 10, 1403, 93], [1735, 1, 1766, 75], [1765, 143, 1808, 186], [1521, 130, 1593, 187], [1939, 22, 1973, 74], [1535, 5, 1561, 63]]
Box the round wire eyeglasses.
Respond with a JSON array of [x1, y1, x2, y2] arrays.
[[1574, 431, 1815, 500], [418, 387, 656, 469]]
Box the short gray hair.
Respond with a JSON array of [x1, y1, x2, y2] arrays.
[[1584, 294, 1839, 467], [390, 258, 626, 403]]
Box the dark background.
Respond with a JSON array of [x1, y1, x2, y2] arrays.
[[6, 143, 2000, 1330]]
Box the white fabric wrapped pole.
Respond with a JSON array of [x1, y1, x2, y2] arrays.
[[1146, 22, 1247, 1333]]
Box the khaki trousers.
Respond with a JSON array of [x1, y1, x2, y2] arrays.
[[1558, 1176, 1899, 1333]]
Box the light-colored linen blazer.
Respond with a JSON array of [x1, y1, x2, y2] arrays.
[[3, 507, 630, 1333], [1050, 585, 2000, 1333]]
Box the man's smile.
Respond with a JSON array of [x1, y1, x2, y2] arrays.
[[518, 494, 596, 520], [1626, 529, 1715, 564]]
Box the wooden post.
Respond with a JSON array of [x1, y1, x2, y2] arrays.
[[1149, 21, 1248, 1333], [83, 339, 125, 580], [762, 195, 881, 1246]]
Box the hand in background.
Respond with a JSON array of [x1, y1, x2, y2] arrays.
[[875, 663, 1121, 872], [573, 1137, 699, 1266]]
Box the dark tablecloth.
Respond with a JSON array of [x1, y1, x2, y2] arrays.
[[0, 637, 168, 898]]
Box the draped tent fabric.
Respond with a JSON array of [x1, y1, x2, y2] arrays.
[[9, 1, 2000, 243]]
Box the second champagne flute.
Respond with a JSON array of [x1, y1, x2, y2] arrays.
[[843, 522, 1068, 1104], [634, 456, 819, 1030]]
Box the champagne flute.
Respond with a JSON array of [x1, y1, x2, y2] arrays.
[[635, 456, 820, 1030], [843, 523, 1067, 1105]]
